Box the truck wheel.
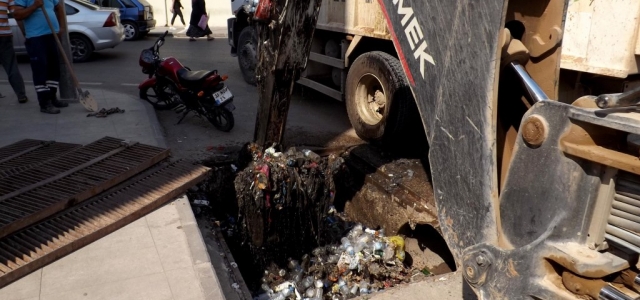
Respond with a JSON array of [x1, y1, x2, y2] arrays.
[[237, 26, 258, 85], [346, 51, 418, 144]]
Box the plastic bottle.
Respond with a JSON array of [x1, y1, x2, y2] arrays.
[[340, 237, 351, 249], [302, 276, 314, 289], [346, 246, 355, 256], [312, 247, 326, 257], [292, 271, 303, 284], [338, 278, 349, 295], [348, 224, 363, 241], [281, 286, 293, 298], [353, 242, 364, 253], [359, 281, 370, 295], [314, 288, 323, 299], [305, 287, 315, 298], [261, 283, 272, 292], [327, 254, 340, 264], [315, 280, 324, 289], [350, 285, 359, 296], [373, 241, 384, 251], [288, 259, 300, 270], [383, 244, 395, 262], [272, 291, 286, 300]]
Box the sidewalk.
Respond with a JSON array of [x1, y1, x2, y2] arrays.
[[0, 86, 225, 300], [150, 26, 228, 38]]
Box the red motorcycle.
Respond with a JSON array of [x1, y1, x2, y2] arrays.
[[138, 31, 235, 132]]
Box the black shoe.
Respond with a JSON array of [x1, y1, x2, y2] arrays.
[[18, 96, 28, 103], [52, 99, 69, 108], [40, 106, 60, 114]]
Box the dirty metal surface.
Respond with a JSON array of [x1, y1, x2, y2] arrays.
[[0, 140, 81, 179], [375, 0, 507, 271], [253, 0, 322, 146], [342, 145, 438, 234], [0, 136, 170, 239], [0, 160, 211, 289], [0, 140, 47, 160]]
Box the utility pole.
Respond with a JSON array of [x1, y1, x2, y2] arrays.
[[58, 0, 76, 101], [163, 0, 168, 27], [253, 0, 323, 146]]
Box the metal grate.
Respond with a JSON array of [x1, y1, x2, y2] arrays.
[[0, 140, 47, 161], [606, 172, 640, 253], [0, 140, 81, 179], [0, 137, 171, 239], [0, 160, 210, 288]]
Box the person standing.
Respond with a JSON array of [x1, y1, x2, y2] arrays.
[[186, 0, 212, 41], [169, 0, 184, 30], [12, 0, 68, 114], [0, 0, 28, 104]]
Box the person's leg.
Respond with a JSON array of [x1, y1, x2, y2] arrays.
[[178, 10, 185, 25], [25, 36, 59, 114], [44, 34, 66, 108], [205, 25, 214, 40], [0, 36, 27, 103], [171, 12, 177, 26]]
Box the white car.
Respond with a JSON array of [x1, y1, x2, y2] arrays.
[[9, 0, 125, 62]]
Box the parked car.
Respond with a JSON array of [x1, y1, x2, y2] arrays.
[[90, 0, 155, 41], [9, 0, 125, 63]]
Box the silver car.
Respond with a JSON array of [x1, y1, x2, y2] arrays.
[[9, 0, 125, 63]]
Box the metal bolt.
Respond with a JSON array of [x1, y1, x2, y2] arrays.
[[521, 115, 548, 148], [476, 255, 488, 267]]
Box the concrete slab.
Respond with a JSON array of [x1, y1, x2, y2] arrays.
[[0, 84, 225, 300]]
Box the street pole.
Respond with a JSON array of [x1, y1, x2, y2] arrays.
[[164, 0, 168, 27], [253, 0, 322, 146], [57, 0, 76, 101]]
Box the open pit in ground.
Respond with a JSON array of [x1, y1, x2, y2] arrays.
[[186, 143, 457, 300]]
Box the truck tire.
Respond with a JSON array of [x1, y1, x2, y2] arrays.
[[346, 51, 419, 144], [237, 26, 258, 85]]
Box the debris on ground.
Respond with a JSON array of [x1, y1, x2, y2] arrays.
[[86, 107, 125, 118], [258, 223, 419, 300], [192, 143, 434, 299], [234, 143, 345, 266]]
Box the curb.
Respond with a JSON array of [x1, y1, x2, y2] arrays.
[[174, 195, 227, 300]]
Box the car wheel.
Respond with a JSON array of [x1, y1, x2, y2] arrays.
[[70, 34, 93, 63], [123, 21, 139, 41]]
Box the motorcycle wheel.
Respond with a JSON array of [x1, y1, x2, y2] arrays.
[[205, 107, 235, 132], [139, 81, 181, 110]]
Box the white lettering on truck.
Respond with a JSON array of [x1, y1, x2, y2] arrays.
[[392, 0, 435, 79]]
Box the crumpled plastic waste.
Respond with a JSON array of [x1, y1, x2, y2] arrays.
[[260, 223, 411, 300]]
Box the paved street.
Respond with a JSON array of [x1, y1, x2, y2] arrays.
[[2, 35, 360, 160]]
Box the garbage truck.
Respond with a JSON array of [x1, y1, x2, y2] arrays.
[[227, 0, 421, 144], [245, 0, 640, 298]]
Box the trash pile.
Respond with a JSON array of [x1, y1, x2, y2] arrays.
[[258, 223, 412, 300], [234, 143, 346, 268], [194, 143, 425, 298]]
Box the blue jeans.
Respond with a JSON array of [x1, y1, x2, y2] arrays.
[[25, 34, 60, 108], [0, 36, 26, 99]]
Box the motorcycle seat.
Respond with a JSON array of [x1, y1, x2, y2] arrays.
[[177, 69, 217, 83]]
